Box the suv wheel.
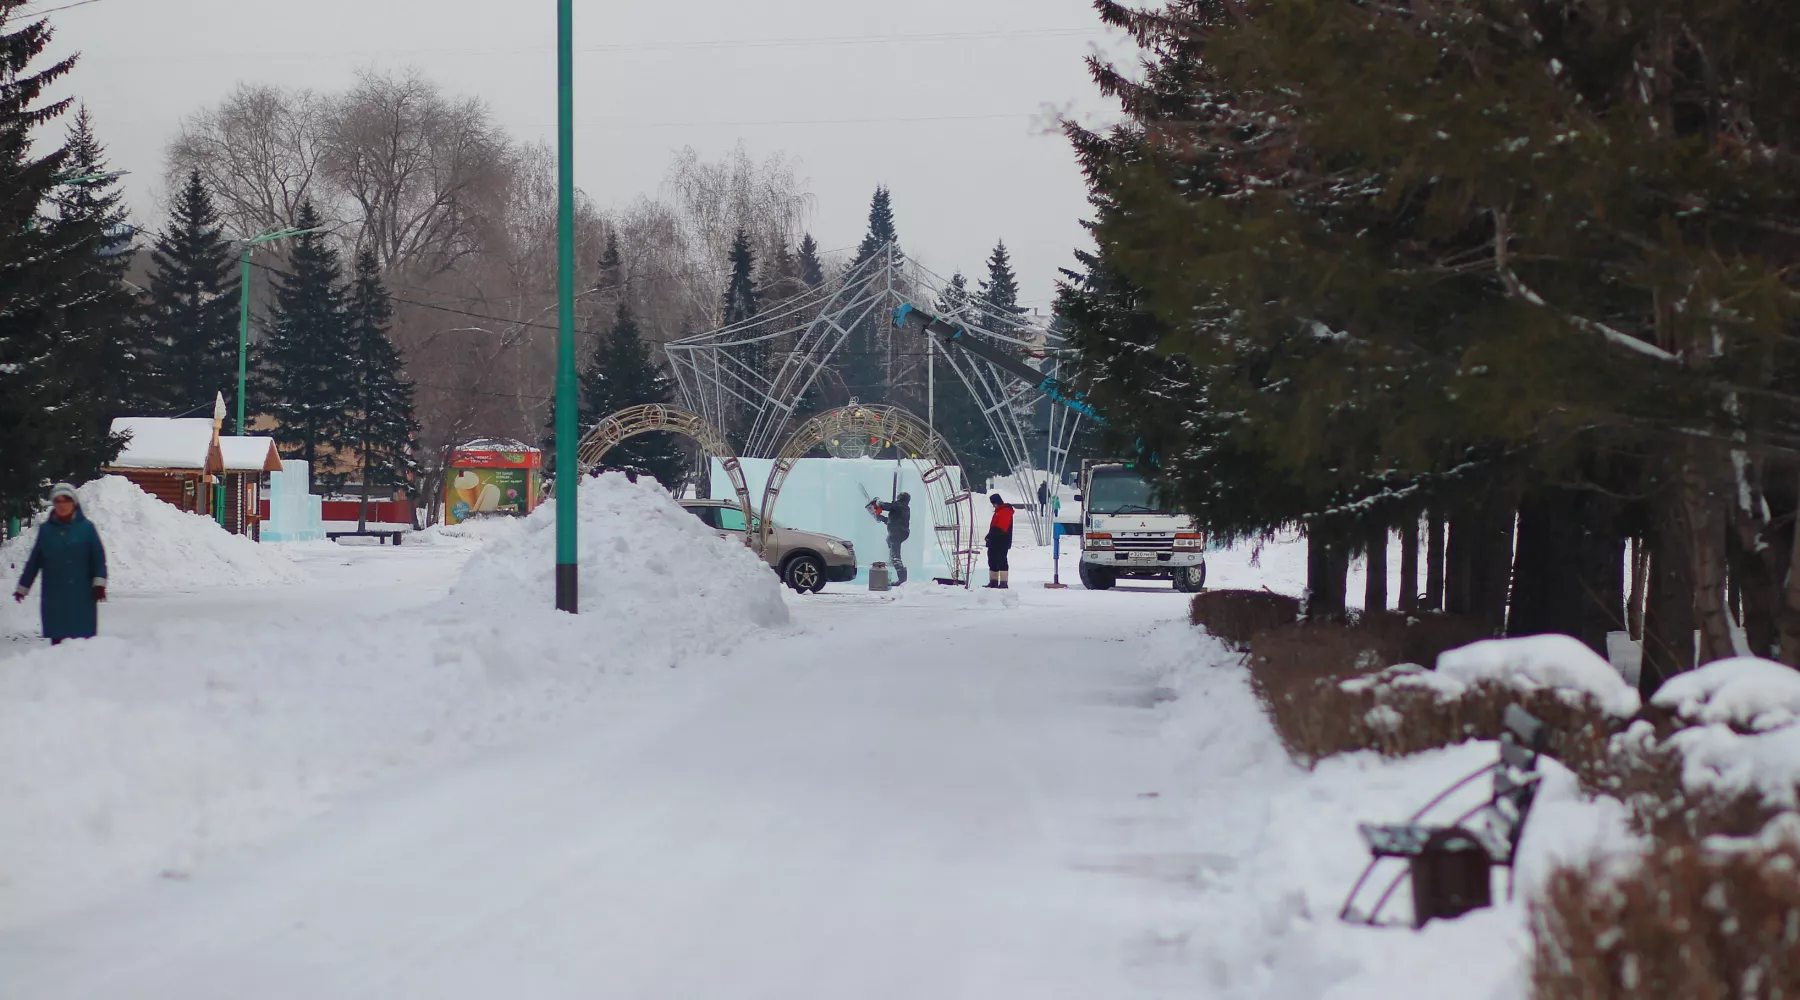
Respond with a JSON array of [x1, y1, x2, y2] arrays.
[[783, 553, 826, 593]]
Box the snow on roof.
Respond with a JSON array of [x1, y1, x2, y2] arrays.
[[107, 418, 222, 472], [219, 436, 283, 473], [1652, 656, 1800, 732], [455, 437, 539, 453]]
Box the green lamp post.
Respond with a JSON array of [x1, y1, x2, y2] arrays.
[[554, 0, 579, 612], [219, 225, 314, 527]]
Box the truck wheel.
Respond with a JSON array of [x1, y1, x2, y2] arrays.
[[783, 554, 825, 593], [1174, 564, 1207, 593], [1079, 561, 1116, 591]]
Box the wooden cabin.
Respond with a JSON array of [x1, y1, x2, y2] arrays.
[[104, 419, 285, 537], [104, 417, 224, 516], [219, 436, 283, 538]]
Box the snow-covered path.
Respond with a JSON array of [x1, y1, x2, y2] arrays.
[[2, 559, 1212, 998]]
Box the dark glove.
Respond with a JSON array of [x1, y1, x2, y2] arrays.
[[93, 585, 107, 602]]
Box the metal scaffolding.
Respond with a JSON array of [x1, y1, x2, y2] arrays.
[[663, 241, 1086, 543]]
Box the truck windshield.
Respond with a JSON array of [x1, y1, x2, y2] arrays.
[[1087, 469, 1162, 514]]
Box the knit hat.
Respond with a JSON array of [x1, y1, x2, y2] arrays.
[[48, 483, 78, 503], [989, 493, 1004, 505]]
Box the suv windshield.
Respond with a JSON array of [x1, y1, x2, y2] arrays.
[[1086, 468, 1162, 514]]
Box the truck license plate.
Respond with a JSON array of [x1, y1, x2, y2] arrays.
[[1127, 552, 1155, 561]]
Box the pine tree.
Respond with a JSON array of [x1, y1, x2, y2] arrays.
[[721, 227, 765, 448], [344, 248, 418, 523], [45, 106, 137, 477], [932, 272, 1006, 488], [843, 187, 900, 404], [579, 304, 687, 489], [0, 4, 125, 519], [140, 170, 240, 414], [255, 201, 354, 490], [797, 232, 825, 288], [975, 240, 1027, 336]]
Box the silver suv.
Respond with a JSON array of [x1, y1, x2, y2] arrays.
[[679, 500, 858, 593]]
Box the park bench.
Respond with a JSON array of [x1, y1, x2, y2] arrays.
[[1339, 704, 1548, 929], [326, 528, 407, 545]]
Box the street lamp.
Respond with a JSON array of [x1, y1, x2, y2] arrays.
[[220, 226, 315, 526], [554, 0, 579, 612]]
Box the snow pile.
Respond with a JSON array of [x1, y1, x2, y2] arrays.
[[1436, 634, 1642, 716], [447, 472, 788, 648], [1666, 724, 1800, 810], [1652, 656, 1800, 731], [0, 475, 305, 593], [0, 474, 788, 929]]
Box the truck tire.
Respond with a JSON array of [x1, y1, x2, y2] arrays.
[[1174, 564, 1207, 593], [1079, 561, 1116, 591], [783, 553, 826, 593]]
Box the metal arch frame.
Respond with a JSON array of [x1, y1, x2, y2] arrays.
[[569, 404, 756, 548], [761, 404, 976, 587], [664, 242, 1088, 544]]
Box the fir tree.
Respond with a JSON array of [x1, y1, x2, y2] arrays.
[[844, 187, 900, 404], [46, 106, 137, 476], [255, 201, 354, 490], [721, 227, 765, 448], [344, 248, 418, 521], [140, 170, 240, 414], [579, 304, 687, 489], [932, 272, 1006, 488], [0, 4, 125, 518], [975, 240, 1027, 336], [797, 232, 825, 288]]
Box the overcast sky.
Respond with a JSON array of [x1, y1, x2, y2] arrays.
[[38, 0, 1131, 309]]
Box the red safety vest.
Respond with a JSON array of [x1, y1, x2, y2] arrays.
[[991, 504, 1014, 534]]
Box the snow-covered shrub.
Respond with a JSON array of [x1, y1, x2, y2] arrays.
[[1187, 589, 1300, 651], [1245, 622, 1616, 770], [1530, 832, 1800, 999]]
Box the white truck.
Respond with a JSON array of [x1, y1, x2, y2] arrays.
[[1077, 460, 1207, 592]]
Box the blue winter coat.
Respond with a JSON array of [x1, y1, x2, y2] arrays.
[[15, 509, 107, 640]]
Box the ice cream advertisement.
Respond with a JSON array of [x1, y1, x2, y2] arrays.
[[444, 466, 533, 525]]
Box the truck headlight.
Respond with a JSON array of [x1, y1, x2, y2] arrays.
[[1173, 533, 1203, 551], [1086, 533, 1113, 550]]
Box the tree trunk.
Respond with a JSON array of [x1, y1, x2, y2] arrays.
[[1306, 527, 1350, 621], [1642, 504, 1697, 698], [1399, 513, 1419, 612], [1628, 538, 1648, 641], [1425, 508, 1445, 610], [1577, 504, 1627, 655], [1680, 448, 1737, 665], [1779, 470, 1800, 666], [1363, 523, 1388, 613], [1445, 506, 1473, 615], [1509, 489, 1581, 638], [1469, 495, 1516, 633]]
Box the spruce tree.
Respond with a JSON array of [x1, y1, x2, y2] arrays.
[[255, 201, 354, 490], [797, 232, 825, 288], [0, 4, 124, 518], [140, 170, 240, 414], [932, 272, 1006, 488], [45, 106, 137, 477], [843, 187, 900, 404], [344, 248, 418, 520], [721, 227, 765, 448], [975, 240, 1028, 337], [579, 304, 687, 489]]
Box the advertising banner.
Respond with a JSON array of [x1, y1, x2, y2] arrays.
[[444, 466, 533, 525]]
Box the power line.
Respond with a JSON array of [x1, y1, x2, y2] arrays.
[[19, 0, 107, 14], [556, 112, 1051, 131]]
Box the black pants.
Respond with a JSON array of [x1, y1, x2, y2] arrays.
[[987, 546, 1010, 571], [888, 538, 908, 584]]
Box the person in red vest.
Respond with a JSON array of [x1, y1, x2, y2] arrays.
[[985, 493, 1014, 589]]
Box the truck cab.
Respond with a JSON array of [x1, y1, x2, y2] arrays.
[[1077, 461, 1206, 592]]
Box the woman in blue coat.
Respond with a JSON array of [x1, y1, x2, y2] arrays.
[[12, 483, 108, 644]]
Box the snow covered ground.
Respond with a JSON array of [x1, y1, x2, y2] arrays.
[[0, 490, 1647, 998]]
